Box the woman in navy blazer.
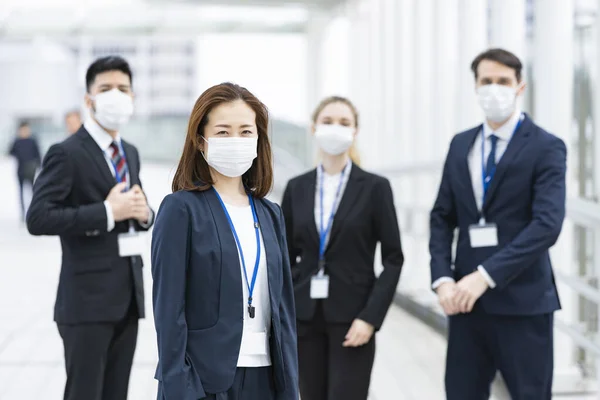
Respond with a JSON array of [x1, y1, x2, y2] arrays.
[[151, 83, 298, 400]]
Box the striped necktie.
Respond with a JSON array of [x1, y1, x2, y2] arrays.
[[110, 142, 128, 184]]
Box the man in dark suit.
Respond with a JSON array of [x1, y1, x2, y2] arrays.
[[8, 121, 41, 221], [429, 48, 566, 399], [27, 56, 154, 400]]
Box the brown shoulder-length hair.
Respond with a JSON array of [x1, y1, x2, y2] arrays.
[[172, 82, 273, 197], [311, 95, 361, 166]]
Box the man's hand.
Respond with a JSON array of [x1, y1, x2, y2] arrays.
[[343, 319, 375, 347], [106, 183, 149, 223], [454, 271, 489, 313], [106, 182, 136, 222], [130, 184, 150, 223], [436, 281, 459, 316]]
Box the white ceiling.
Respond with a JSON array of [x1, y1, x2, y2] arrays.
[[0, 0, 345, 38]]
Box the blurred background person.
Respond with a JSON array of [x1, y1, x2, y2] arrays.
[[8, 120, 41, 222], [65, 109, 82, 135], [26, 55, 154, 400], [151, 82, 298, 400], [281, 96, 404, 400]]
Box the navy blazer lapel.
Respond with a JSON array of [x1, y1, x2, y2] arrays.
[[121, 141, 139, 186], [255, 199, 281, 310], [458, 129, 480, 215], [202, 189, 244, 312], [78, 129, 115, 189], [327, 164, 364, 247], [483, 115, 532, 211]]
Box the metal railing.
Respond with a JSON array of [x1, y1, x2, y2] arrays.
[[380, 161, 600, 390]]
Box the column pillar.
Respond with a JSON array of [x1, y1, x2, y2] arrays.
[[394, 0, 415, 168], [347, 0, 372, 166], [534, 0, 583, 393], [433, 0, 459, 152], [366, 0, 384, 169], [381, 0, 397, 170], [306, 11, 329, 113], [413, 0, 435, 163], [306, 10, 330, 165], [457, 0, 488, 131], [392, 0, 417, 292], [489, 0, 526, 60]]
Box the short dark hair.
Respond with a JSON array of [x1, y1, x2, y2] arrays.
[[85, 56, 133, 92], [172, 82, 274, 198], [18, 121, 29, 129], [471, 48, 523, 82]]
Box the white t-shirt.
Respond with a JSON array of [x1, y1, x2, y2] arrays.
[[224, 203, 272, 367]]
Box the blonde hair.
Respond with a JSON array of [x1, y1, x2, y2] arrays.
[[311, 96, 361, 166]]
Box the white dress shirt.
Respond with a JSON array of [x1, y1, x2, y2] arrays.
[[432, 110, 523, 290], [84, 118, 152, 232], [224, 203, 272, 367], [314, 161, 352, 248]]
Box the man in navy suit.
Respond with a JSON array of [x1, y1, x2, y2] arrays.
[[429, 48, 566, 399]]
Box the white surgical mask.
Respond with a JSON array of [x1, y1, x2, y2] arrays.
[[92, 88, 134, 131], [477, 84, 519, 123], [314, 124, 354, 155], [203, 136, 258, 178]]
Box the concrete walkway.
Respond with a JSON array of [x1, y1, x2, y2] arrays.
[[0, 158, 449, 399]]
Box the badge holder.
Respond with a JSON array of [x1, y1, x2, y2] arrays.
[[468, 217, 498, 248], [118, 232, 146, 257], [310, 260, 330, 299]]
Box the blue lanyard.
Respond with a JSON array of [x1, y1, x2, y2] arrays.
[[318, 164, 347, 266], [214, 189, 261, 318], [480, 116, 523, 208]]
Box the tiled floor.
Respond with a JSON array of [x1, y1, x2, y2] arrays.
[[0, 158, 452, 399]]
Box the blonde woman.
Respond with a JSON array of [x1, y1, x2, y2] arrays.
[[281, 96, 404, 400]]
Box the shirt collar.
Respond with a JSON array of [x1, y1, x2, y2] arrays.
[[83, 117, 121, 153], [318, 160, 352, 179], [483, 109, 523, 141]]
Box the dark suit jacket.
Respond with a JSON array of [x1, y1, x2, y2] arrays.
[[26, 126, 153, 324], [281, 164, 404, 330], [151, 188, 298, 400], [430, 114, 565, 315], [9, 136, 41, 179]]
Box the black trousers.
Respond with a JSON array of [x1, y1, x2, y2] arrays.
[[297, 303, 376, 400], [17, 173, 34, 221], [203, 367, 275, 400], [57, 302, 139, 400], [445, 311, 554, 400]]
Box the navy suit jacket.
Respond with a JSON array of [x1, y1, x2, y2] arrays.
[[429, 114, 565, 315], [151, 188, 299, 400]]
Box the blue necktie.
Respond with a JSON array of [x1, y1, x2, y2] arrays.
[[485, 134, 498, 178]]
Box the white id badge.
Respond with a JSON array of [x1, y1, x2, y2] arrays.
[[310, 275, 330, 299], [469, 223, 498, 248], [240, 332, 268, 356], [118, 232, 146, 257]]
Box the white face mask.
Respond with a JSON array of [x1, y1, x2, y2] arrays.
[[203, 136, 258, 178], [92, 88, 134, 131], [477, 84, 519, 123], [314, 124, 354, 155]]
